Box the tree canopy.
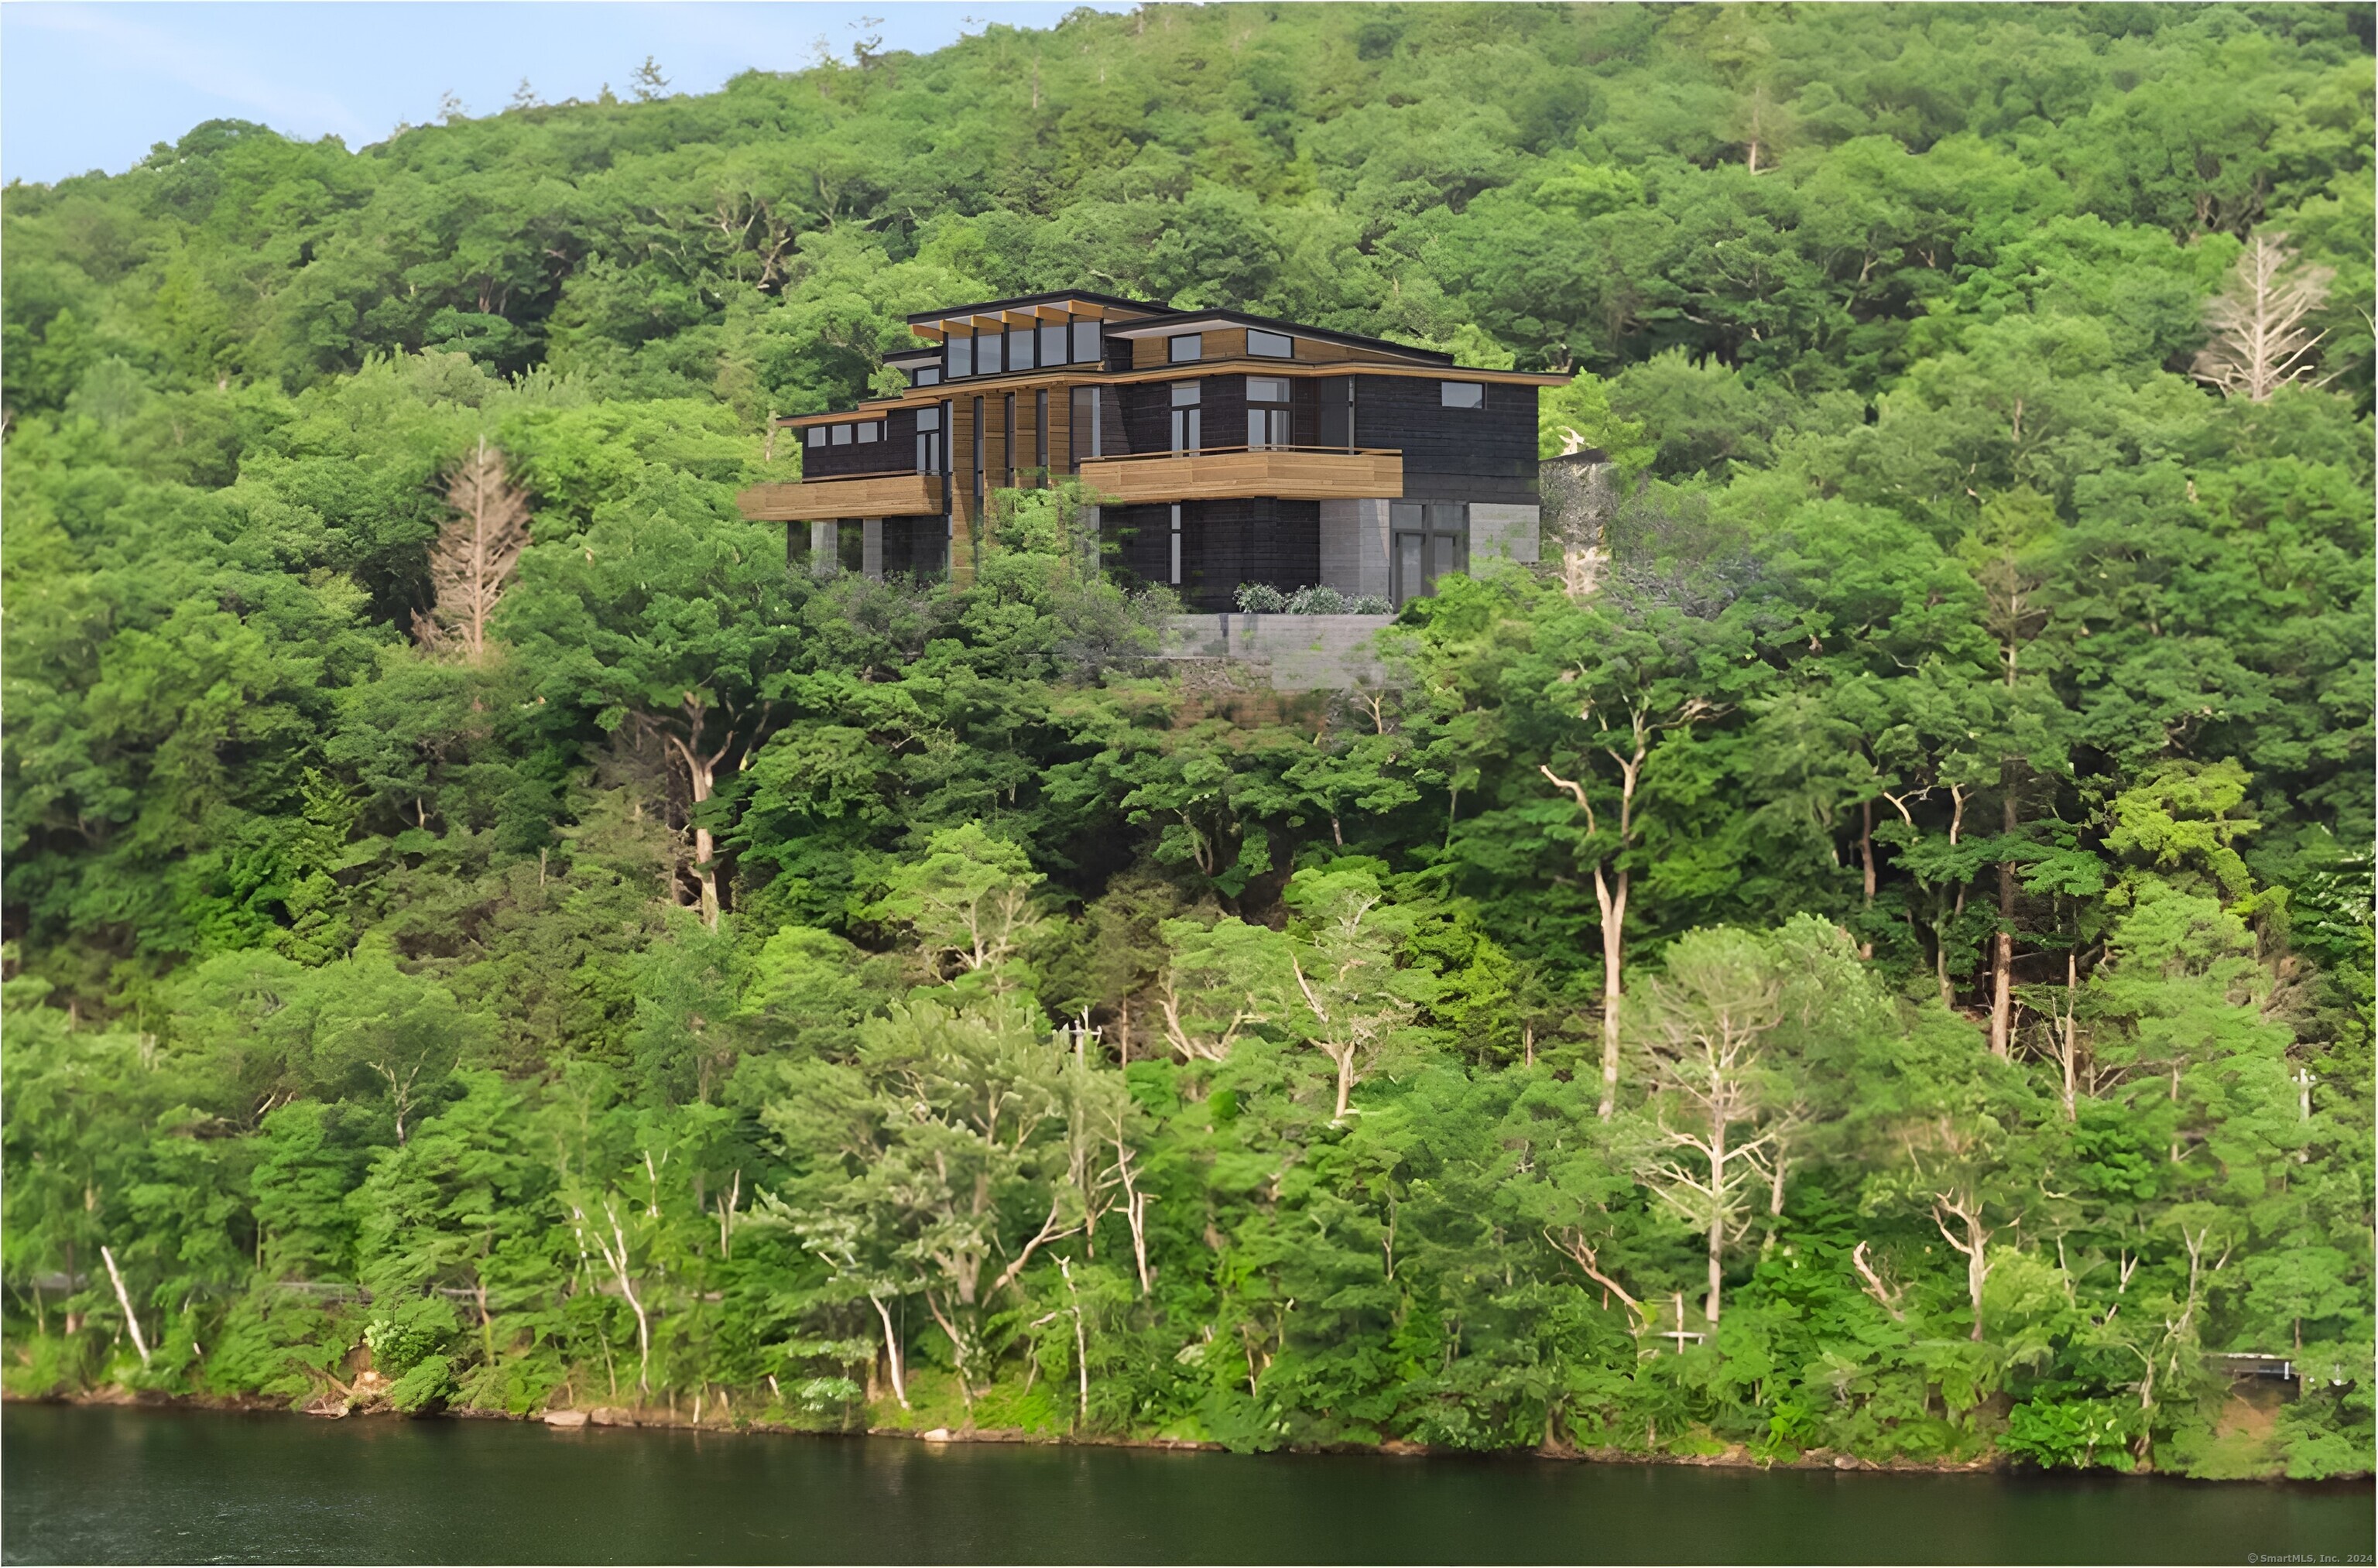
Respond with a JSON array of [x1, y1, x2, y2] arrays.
[[3, 2, 2370, 1481]]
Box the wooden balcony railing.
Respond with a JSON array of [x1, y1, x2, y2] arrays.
[[1075, 446, 1403, 503], [738, 471, 944, 522]]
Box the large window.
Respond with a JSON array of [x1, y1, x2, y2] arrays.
[[1440, 381, 1485, 409], [978, 332, 1004, 375], [1070, 386, 1101, 467], [1169, 503, 1183, 585], [916, 406, 943, 474], [1246, 377, 1291, 449], [971, 398, 986, 503], [1389, 502, 1468, 604], [1071, 320, 1101, 364], [1248, 328, 1294, 358], [1170, 382, 1202, 454], [1169, 334, 1203, 365], [1040, 319, 1067, 366], [1009, 326, 1037, 371], [947, 335, 973, 379]]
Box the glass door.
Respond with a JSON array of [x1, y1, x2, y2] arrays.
[[1395, 531, 1426, 606]]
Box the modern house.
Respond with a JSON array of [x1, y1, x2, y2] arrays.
[[736, 292, 1567, 611]]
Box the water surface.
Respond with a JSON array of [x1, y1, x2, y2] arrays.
[[4, 1403, 2368, 1564]]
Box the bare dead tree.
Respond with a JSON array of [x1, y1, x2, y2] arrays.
[[413, 437, 533, 661], [2192, 233, 2336, 402], [1632, 938, 1788, 1327]]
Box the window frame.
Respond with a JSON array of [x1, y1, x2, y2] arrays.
[[1246, 376, 1292, 450], [1168, 333, 1204, 365], [1247, 328, 1294, 359], [1440, 380, 1485, 409], [1170, 381, 1203, 454]]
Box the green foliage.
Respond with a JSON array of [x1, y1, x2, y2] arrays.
[[2, 2, 2369, 1482]]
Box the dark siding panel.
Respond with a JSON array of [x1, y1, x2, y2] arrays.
[[882, 516, 947, 580], [1204, 375, 1246, 450], [1105, 503, 1170, 589], [1355, 376, 1538, 502], [1290, 377, 1324, 449], [1122, 384, 1168, 456], [1180, 498, 1321, 611], [803, 414, 904, 478]]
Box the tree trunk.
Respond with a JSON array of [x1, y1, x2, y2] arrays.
[[1333, 1048, 1355, 1122], [1705, 1125, 1727, 1325], [867, 1294, 909, 1409], [100, 1244, 150, 1369], [687, 755, 721, 930], [1859, 798, 1876, 906], [1988, 774, 2018, 1057], [1596, 865, 1629, 1120]]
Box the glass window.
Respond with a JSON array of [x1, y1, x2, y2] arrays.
[[1169, 503, 1183, 585], [1009, 327, 1036, 371], [1040, 320, 1067, 366], [1170, 382, 1201, 454], [916, 406, 943, 473], [807, 427, 826, 448], [1169, 334, 1203, 364], [859, 421, 882, 443], [1390, 502, 1468, 604], [913, 365, 941, 387], [831, 423, 852, 445], [1247, 377, 1291, 450], [1248, 328, 1294, 358], [1070, 385, 1100, 467], [1441, 380, 1485, 409], [1071, 320, 1101, 363], [1036, 389, 1049, 473], [978, 333, 1003, 375], [947, 335, 973, 378]]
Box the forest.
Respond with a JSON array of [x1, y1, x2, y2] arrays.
[[2, 3, 2371, 1481]]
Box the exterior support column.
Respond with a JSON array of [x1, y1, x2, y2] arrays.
[[809, 520, 838, 577], [862, 518, 884, 580], [1319, 498, 1393, 601]]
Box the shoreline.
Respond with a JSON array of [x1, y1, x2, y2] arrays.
[[15, 1387, 2364, 1486]]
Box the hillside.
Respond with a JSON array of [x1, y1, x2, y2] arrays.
[[2, 4, 2371, 1477]]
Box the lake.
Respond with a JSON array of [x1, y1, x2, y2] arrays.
[[3, 1403, 2369, 1564]]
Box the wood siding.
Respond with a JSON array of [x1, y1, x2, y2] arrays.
[[738, 472, 943, 521], [1078, 448, 1403, 503]]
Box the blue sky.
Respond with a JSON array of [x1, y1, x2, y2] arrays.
[[3, 2, 1129, 186]]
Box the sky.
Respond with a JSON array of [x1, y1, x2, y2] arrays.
[[2, 2, 1130, 186]]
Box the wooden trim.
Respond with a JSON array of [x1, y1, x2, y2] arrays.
[[737, 471, 944, 521], [1077, 447, 1403, 503]]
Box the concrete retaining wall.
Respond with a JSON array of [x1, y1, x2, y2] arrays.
[[1163, 613, 1397, 692]]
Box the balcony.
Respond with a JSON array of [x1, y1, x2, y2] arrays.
[[1075, 446, 1403, 504], [737, 471, 944, 522]]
